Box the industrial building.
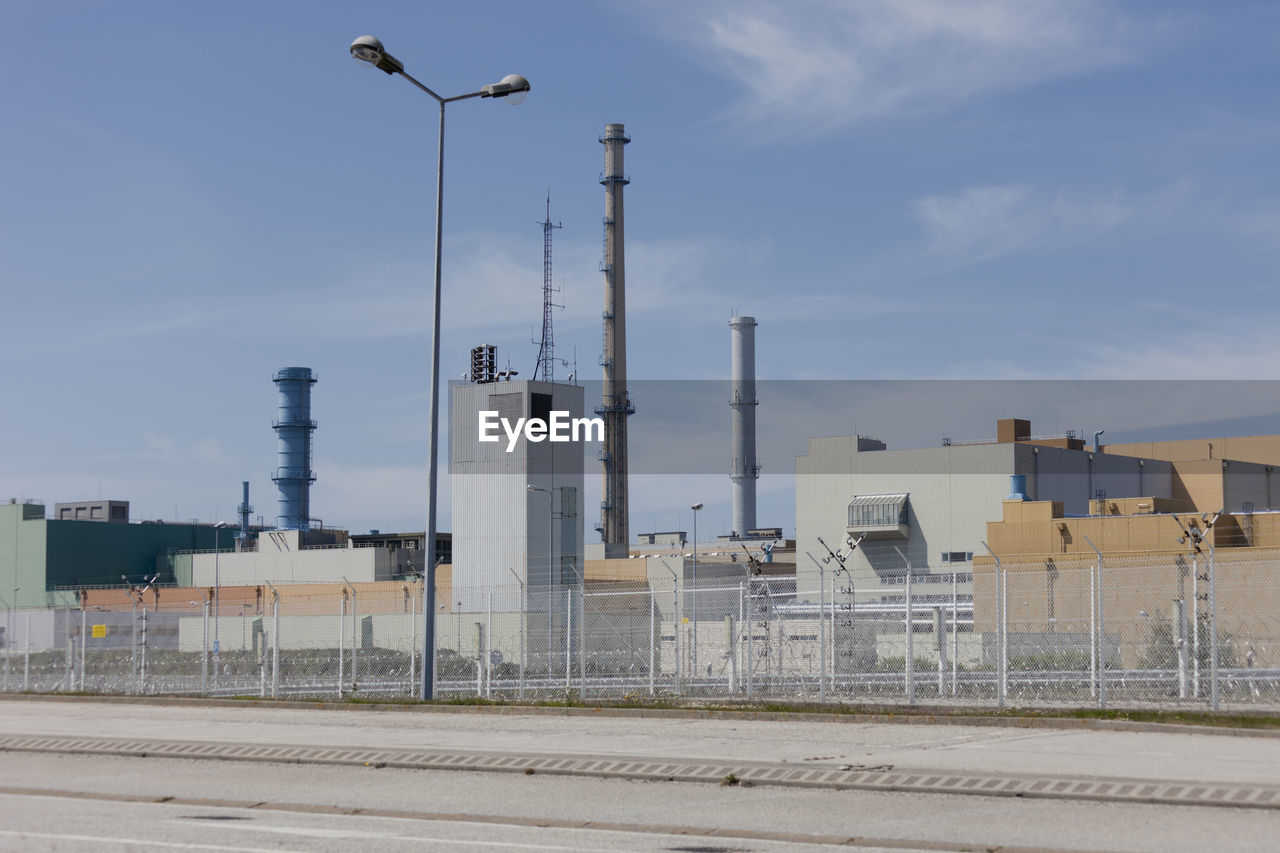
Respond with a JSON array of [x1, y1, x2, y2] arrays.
[[0, 499, 228, 608], [795, 418, 1177, 596], [449, 359, 586, 612]]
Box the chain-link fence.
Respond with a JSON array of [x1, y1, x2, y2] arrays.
[[3, 549, 1278, 709]]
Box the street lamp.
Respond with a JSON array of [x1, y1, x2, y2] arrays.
[[350, 35, 530, 702], [690, 503, 703, 676]]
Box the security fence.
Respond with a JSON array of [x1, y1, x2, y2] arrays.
[[2, 549, 1279, 709]]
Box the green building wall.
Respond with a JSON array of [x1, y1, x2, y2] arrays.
[[1, 502, 228, 607], [0, 502, 50, 608]]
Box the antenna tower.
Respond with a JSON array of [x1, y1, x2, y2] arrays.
[[534, 194, 563, 382]]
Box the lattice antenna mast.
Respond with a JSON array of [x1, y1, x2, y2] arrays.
[[534, 194, 563, 382]]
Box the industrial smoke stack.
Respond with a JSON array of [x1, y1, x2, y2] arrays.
[[236, 480, 253, 550], [271, 367, 317, 530], [596, 123, 634, 556], [729, 316, 759, 537]]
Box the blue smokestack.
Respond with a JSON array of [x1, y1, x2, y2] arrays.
[[271, 367, 317, 530]]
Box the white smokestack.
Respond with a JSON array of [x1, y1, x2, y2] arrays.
[[729, 316, 759, 537]]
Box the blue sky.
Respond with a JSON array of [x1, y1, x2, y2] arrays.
[[3, 1, 1280, 539]]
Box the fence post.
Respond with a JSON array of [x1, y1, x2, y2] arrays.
[[271, 592, 280, 699], [745, 581, 752, 699], [982, 542, 1004, 708], [674, 577, 682, 695], [201, 601, 209, 695], [579, 584, 586, 697], [515, 578, 525, 702], [830, 577, 836, 696], [1209, 546, 1219, 711], [1089, 558, 1097, 698], [1174, 598, 1187, 700], [487, 593, 494, 698], [905, 564, 914, 705], [350, 586, 358, 689], [1083, 536, 1105, 710], [24, 611, 31, 691], [1191, 554, 1200, 698], [2, 607, 9, 692], [935, 606, 945, 694], [819, 571, 827, 703], [648, 590, 656, 696], [338, 592, 345, 699], [130, 602, 138, 694], [80, 607, 87, 693], [564, 588, 572, 691], [410, 587, 417, 696], [999, 560, 1007, 706], [952, 567, 959, 697], [726, 614, 736, 692]]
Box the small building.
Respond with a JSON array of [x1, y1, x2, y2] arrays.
[[52, 500, 129, 523]]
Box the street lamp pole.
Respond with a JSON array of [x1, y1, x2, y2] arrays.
[[350, 35, 530, 701]]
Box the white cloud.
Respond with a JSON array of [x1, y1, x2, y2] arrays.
[[255, 233, 729, 344], [912, 184, 1151, 265], [1079, 319, 1280, 381], [664, 0, 1159, 133]]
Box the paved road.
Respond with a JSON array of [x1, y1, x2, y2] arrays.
[[0, 697, 1278, 851]]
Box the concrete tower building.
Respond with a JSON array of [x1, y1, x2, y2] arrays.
[[450, 376, 585, 614], [596, 123, 634, 557], [730, 316, 760, 537], [271, 367, 317, 531]]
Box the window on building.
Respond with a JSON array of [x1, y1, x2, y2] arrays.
[[530, 392, 553, 423], [846, 494, 909, 531]]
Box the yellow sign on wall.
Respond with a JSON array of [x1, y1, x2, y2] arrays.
[[91, 624, 107, 638]]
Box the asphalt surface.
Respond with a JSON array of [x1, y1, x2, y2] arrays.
[[0, 697, 1277, 851]]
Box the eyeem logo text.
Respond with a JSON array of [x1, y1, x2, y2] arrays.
[[479, 411, 604, 452]]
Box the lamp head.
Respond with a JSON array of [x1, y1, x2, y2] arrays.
[[691, 503, 703, 511], [350, 35, 404, 75], [481, 73, 530, 104]]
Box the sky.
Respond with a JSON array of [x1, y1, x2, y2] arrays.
[[3, 1, 1280, 540]]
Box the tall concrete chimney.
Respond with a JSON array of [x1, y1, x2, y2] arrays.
[[729, 316, 759, 537], [596, 123, 634, 556]]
